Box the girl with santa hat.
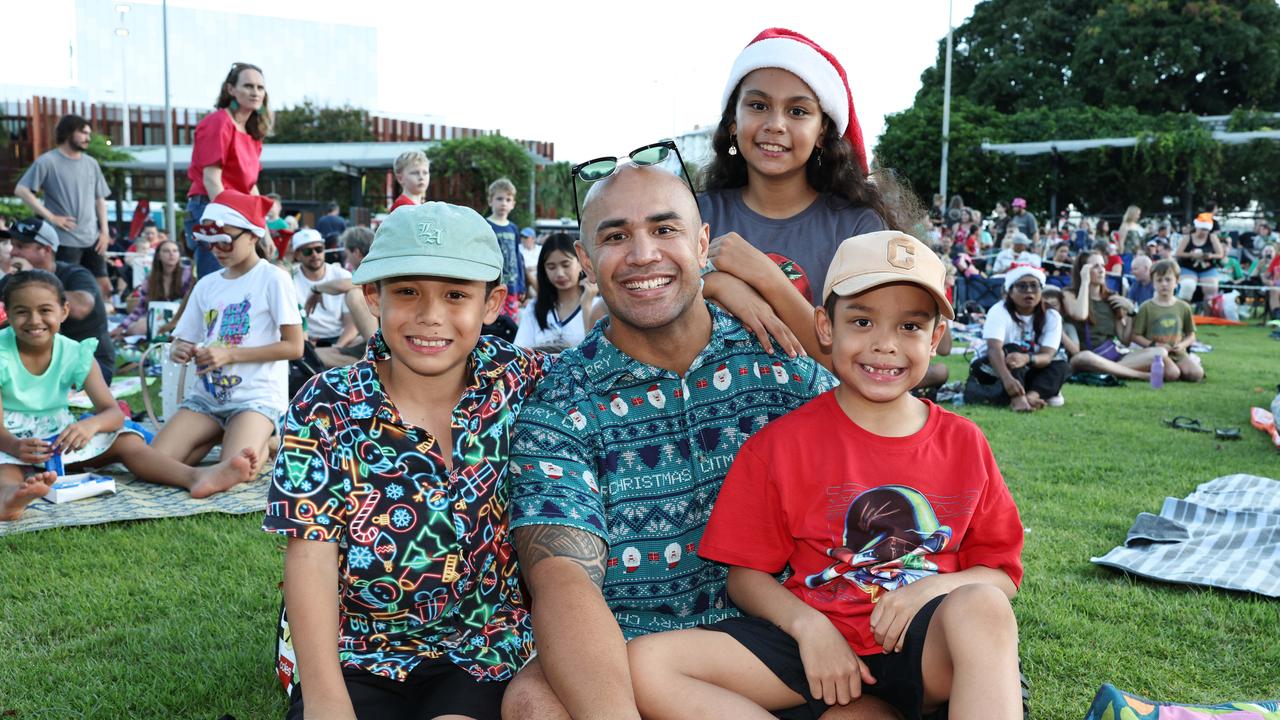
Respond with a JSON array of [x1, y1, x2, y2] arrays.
[[699, 29, 922, 365], [154, 189, 304, 491]]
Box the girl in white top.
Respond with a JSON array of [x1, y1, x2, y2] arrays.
[[977, 267, 1071, 412], [515, 233, 598, 353], [157, 191, 303, 486]]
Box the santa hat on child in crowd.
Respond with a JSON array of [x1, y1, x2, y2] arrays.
[[198, 190, 275, 238], [721, 28, 868, 174]]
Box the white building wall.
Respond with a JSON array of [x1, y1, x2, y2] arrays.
[[2, 0, 377, 112]]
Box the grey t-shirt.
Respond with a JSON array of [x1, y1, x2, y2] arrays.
[[17, 149, 111, 249], [1009, 211, 1038, 240], [699, 189, 885, 305]]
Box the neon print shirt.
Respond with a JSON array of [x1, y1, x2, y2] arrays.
[[509, 303, 835, 639], [262, 332, 553, 682]]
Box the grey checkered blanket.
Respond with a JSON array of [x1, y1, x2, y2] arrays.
[[1091, 474, 1280, 597]]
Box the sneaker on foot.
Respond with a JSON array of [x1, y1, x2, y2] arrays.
[[1046, 394, 1065, 407]]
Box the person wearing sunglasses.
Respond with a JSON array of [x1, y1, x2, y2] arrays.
[[160, 190, 303, 493], [503, 159, 843, 720], [965, 267, 1070, 411], [186, 62, 271, 279], [290, 228, 354, 349]]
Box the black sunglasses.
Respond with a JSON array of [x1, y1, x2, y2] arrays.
[[299, 246, 324, 257], [1010, 281, 1042, 293], [570, 140, 696, 221]]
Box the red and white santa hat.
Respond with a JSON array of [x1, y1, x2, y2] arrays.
[[722, 28, 868, 174], [197, 190, 274, 239]]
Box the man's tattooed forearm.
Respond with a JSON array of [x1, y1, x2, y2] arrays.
[[514, 525, 608, 587]]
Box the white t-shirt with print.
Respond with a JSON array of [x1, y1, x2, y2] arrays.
[[293, 263, 352, 340], [977, 302, 1062, 361], [173, 259, 302, 408]]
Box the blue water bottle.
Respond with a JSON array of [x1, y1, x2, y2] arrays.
[[1150, 354, 1164, 389]]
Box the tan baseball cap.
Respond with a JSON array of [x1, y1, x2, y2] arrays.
[[822, 230, 954, 319]]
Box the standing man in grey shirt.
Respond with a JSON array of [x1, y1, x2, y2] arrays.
[[15, 114, 113, 301]]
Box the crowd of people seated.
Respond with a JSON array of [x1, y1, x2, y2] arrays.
[[927, 199, 1260, 412]]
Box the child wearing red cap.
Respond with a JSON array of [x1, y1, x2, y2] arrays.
[[151, 189, 304, 494]]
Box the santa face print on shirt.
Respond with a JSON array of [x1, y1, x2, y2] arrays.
[[804, 484, 953, 597]]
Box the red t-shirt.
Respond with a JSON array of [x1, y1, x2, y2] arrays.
[[388, 195, 417, 213], [1106, 254, 1123, 272], [700, 393, 1024, 656], [187, 109, 262, 197]]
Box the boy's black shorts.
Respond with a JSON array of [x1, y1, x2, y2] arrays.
[[702, 595, 948, 720], [285, 657, 508, 720]]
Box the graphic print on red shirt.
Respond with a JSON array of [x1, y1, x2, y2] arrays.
[[699, 393, 1023, 656]]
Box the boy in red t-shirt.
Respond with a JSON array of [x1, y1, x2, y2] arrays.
[[387, 150, 430, 213], [629, 231, 1025, 720]]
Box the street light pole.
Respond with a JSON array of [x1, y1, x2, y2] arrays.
[[162, 0, 177, 239], [939, 0, 954, 206], [115, 3, 132, 201]]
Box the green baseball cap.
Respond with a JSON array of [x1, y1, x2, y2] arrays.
[[352, 202, 503, 285]]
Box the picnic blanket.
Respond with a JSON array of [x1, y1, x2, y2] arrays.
[[0, 470, 268, 536], [1085, 683, 1280, 719], [68, 375, 157, 409], [1091, 474, 1280, 597]]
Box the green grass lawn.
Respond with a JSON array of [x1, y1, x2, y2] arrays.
[[2, 325, 1278, 719]]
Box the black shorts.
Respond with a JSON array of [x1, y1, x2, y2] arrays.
[[56, 244, 109, 278], [284, 658, 507, 720], [703, 595, 947, 720]]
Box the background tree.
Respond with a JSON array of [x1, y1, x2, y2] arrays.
[[426, 134, 535, 228], [879, 0, 1280, 218], [271, 101, 375, 144]]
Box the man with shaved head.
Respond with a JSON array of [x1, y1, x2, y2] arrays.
[[501, 163, 890, 719]]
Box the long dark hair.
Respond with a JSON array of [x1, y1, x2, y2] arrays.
[[701, 81, 921, 233], [532, 233, 581, 331], [1070, 250, 1112, 300], [216, 62, 272, 140], [1003, 291, 1047, 347], [146, 241, 187, 302]]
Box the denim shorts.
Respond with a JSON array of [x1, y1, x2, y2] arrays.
[[178, 393, 284, 429], [1179, 266, 1219, 281]]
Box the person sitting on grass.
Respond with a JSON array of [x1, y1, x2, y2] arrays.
[[1063, 249, 1169, 382], [1045, 241, 1073, 288], [1126, 254, 1155, 308], [971, 267, 1069, 412], [0, 271, 259, 520], [263, 202, 553, 720], [1131, 259, 1204, 383], [111, 239, 191, 339], [157, 190, 304, 483], [627, 231, 1025, 720]]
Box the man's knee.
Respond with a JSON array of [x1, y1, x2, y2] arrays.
[[501, 659, 569, 720]]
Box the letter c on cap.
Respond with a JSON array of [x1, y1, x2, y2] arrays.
[[887, 237, 916, 270]]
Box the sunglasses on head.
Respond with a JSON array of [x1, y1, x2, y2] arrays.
[[570, 140, 696, 220]]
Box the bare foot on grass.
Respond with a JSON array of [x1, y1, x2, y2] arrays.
[[189, 448, 258, 499], [1010, 395, 1034, 413], [0, 472, 57, 520], [1025, 391, 1047, 410]]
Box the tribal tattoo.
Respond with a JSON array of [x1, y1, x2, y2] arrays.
[[514, 525, 609, 587]]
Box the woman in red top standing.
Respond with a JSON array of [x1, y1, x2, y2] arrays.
[[186, 62, 271, 278]]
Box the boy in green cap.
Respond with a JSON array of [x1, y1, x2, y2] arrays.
[[262, 202, 553, 720]]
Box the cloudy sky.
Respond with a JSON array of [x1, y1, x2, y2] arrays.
[[5, 0, 980, 161]]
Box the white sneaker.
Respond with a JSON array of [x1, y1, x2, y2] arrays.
[[1047, 394, 1065, 407]]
